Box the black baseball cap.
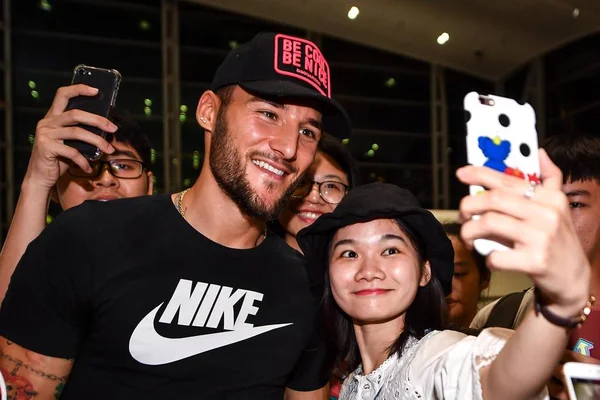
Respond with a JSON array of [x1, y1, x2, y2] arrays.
[[297, 182, 455, 296], [211, 32, 352, 139]]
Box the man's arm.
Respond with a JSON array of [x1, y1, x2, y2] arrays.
[[0, 336, 73, 399], [0, 184, 51, 306], [285, 384, 329, 400], [0, 84, 115, 304]]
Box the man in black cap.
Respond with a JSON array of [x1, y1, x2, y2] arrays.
[[0, 33, 350, 399]]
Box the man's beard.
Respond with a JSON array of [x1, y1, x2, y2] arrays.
[[209, 107, 304, 221]]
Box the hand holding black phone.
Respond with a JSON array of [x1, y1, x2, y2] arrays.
[[64, 64, 122, 160]]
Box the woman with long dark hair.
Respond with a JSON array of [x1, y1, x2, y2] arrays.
[[298, 150, 593, 399]]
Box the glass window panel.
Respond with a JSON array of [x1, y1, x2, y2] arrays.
[[330, 65, 429, 101], [13, 69, 67, 109], [179, 3, 304, 48], [13, 34, 161, 79], [133, 118, 162, 155], [340, 100, 431, 133], [116, 79, 163, 118], [358, 165, 434, 209], [445, 69, 494, 108], [348, 133, 431, 165], [180, 51, 226, 84], [14, 0, 161, 42], [322, 36, 429, 73], [181, 123, 205, 159], [13, 110, 42, 148]]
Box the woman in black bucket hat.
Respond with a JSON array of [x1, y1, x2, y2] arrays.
[[297, 150, 594, 399]]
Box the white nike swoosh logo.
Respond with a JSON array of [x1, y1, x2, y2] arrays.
[[129, 303, 292, 365]]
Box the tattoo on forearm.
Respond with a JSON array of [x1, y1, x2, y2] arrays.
[[1, 366, 37, 400], [0, 350, 71, 399], [54, 382, 65, 399], [0, 351, 69, 383]]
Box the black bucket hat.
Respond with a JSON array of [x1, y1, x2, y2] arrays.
[[297, 182, 455, 296], [211, 32, 352, 139]]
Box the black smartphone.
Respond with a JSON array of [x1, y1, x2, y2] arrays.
[[64, 64, 122, 160]]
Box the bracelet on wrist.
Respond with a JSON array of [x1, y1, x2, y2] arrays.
[[534, 287, 595, 329]]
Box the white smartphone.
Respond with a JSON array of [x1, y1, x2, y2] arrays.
[[563, 362, 600, 400], [464, 92, 541, 256]]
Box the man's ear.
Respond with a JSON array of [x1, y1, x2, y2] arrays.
[[146, 171, 154, 195], [196, 90, 220, 132]]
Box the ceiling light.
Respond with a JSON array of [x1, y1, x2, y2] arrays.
[[573, 8, 580, 18], [371, 143, 379, 151], [384, 78, 396, 88], [348, 6, 360, 20], [437, 32, 450, 45], [39, 0, 52, 11]]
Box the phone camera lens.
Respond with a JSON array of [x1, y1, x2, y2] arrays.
[[78, 69, 86, 75]]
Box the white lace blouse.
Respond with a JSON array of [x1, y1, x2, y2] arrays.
[[338, 328, 548, 400]]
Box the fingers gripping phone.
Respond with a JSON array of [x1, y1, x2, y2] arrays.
[[64, 64, 121, 160], [464, 92, 541, 256], [563, 362, 600, 400]]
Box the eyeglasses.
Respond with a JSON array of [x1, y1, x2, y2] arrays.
[[291, 180, 349, 204], [68, 159, 146, 179]]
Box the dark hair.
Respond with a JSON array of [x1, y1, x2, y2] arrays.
[[543, 133, 600, 184], [318, 133, 361, 188], [442, 222, 491, 285], [323, 218, 447, 376], [215, 85, 235, 110], [108, 108, 152, 168]]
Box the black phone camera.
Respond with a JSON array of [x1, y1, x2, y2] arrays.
[[78, 68, 86, 75]]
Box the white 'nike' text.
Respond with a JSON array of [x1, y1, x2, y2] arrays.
[[128, 279, 293, 365]]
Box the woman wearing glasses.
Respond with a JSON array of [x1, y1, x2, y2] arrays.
[[278, 133, 360, 254]]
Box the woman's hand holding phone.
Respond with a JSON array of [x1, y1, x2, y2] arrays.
[[24, 84, 117, 193], [456, 149, 591, 319]]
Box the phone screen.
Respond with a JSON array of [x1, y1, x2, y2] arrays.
[[570, 377, 600, 400]]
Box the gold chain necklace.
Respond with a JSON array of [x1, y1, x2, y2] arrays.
[[175, 189, 267, 246], [177, 188, 191, 217]]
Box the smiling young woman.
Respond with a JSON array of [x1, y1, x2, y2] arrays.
[[298, 150, 594, 399]]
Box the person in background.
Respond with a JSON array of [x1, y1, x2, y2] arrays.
[[470, 133, 600, 399], [278, 133, 360, 254], [443, 222, 491, 328], [0, 84, 153, 304]]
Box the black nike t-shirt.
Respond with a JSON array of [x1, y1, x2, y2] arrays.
[[0, 195, 327, 399]]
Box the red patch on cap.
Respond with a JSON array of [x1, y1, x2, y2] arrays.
[[274, 34, 331, 98]]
